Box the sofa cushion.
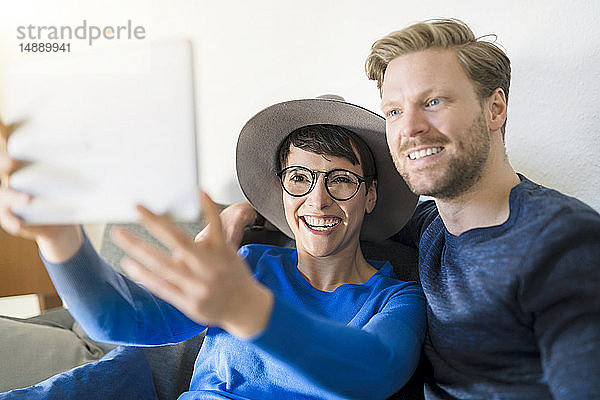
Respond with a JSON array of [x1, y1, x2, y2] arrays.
[[143, 333, 205, 400], [0, 314, 106, 392], [0, 345, 158, 399]]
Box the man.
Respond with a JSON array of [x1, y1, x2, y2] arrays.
[[218, 19, 600, 399]]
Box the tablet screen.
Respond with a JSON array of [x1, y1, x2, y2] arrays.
[[4, 40, 200, 224]]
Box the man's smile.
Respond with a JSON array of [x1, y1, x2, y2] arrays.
[[407, 146, 444, 160]]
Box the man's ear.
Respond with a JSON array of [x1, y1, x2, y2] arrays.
[[486, 88, 507, 133], [365, 180, 377, 214]]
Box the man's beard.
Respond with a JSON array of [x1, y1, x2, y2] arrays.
[[392, 112, 491, 200]]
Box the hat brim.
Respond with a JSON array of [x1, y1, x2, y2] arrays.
[[236, 98, 417, 242]]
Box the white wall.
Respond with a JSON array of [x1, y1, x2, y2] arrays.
[[1, 0, 599, 212]]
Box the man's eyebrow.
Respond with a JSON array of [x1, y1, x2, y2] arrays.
[[380, 99, 398, 110], [380, 88, 444, 110], [380, 101, 389, 111]]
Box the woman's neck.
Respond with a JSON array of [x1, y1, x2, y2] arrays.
[[295, 243, 376, 292]]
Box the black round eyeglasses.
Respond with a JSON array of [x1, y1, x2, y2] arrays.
[[277, 165, 368, 201]]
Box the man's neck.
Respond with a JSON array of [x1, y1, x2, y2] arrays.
[[436, 149, 520, 236]]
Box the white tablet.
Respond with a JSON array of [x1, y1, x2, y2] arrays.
[[4, 40, 200, 224]]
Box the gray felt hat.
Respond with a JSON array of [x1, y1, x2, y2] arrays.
[[235, 95, 417, 242]]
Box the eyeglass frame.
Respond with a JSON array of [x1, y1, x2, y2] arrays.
[[276, 165, 371, 201]]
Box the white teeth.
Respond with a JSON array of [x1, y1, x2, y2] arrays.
[[303, 216, 341, 230], [408, 147, 443, 160]]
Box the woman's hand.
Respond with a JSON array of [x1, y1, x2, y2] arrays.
[[111, 192, 274, 340], [0, 120, 82, 262]]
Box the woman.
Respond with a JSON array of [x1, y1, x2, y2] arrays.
[[0, 96, 424, 399]]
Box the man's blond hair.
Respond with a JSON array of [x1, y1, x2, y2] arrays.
[[365, 19, 511, 136]]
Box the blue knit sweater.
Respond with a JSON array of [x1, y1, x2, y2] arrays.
[[395, 175, 600, 399], [43, 242, 426, 399]]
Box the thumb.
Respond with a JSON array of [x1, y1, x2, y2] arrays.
[[199, 191, 225, 249]]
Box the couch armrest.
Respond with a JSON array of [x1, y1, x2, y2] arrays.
[[0, 308, 107, 392]]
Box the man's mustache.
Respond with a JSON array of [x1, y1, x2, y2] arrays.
[[396, 135, 451, 155]]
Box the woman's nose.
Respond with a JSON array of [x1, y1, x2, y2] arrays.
[[305, 175, 333, 209]]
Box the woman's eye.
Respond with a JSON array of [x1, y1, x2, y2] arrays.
[[331, 177, 351, 184], [427, 98, 441, 107], [290, 174, 309, 182], [329, 174, 356, 185]]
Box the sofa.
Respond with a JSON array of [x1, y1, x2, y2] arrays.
[[0, 219, 427, 399]]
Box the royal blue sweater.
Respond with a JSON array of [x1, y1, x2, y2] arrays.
[[394, 175, 600, 399], [43, 242, 426, 399]]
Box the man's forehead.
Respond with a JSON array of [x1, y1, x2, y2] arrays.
[[381, 50, 469, 103], [384, 50, 461, 82]]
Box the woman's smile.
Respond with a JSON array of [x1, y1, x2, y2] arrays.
[[300, 214, 342, 234]]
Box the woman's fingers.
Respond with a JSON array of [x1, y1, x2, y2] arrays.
[[134, 192, 229, 270], [0, 154, 19, 188], [0, 187, 31, 207], [0, 154, 18, 174], [111, 226, 194, 281], [121, 256, 188, 306], [0, 189, 31, 236], [133, 205, 213, 274], [135, 205, 191, 248], [199, 191, 225, 250], [121, 254, 213, 325]]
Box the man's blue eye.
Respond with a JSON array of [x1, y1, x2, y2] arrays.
[[427, 99, 440, 107], [388, 109, 400, 117]]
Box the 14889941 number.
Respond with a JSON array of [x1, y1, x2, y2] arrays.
[[19, 42, 71, 52]]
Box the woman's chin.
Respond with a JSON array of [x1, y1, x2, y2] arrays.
[[296, 236, 338, 258]]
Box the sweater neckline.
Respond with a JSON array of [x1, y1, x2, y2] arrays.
[[444, 173, 531, 245], [289, 251, 391, 294]]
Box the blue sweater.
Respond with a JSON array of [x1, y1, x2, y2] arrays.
[[395, 175, 600, 399], [43, 242, 426, 399]]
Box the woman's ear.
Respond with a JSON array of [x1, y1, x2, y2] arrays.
[[365, 180, 377, 214]]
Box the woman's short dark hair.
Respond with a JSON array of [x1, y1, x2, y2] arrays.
[[276, 124, 377, 189]]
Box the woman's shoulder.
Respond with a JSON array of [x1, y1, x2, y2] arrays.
[[238, 243, 295, 257], [238, 244, 296, 271]]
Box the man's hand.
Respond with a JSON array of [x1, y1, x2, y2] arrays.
[[112, 192, 274, 340], [195, 201, 258, 249]]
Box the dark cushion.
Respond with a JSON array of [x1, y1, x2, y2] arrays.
[[0, 346, 158, 400], [141, 335, 204, 400]]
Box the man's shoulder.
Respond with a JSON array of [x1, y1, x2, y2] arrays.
[[509, 176, 600, 254], [514, 176, 600, 226]]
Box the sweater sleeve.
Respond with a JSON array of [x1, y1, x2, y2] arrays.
[[251, 284, 426, 399], [42, 233, 206, 346], [521, 211, 600, 399]]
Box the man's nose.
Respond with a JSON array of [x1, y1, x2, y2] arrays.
[[396, 106, 429, 139], [305, 175, 333, 209]]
